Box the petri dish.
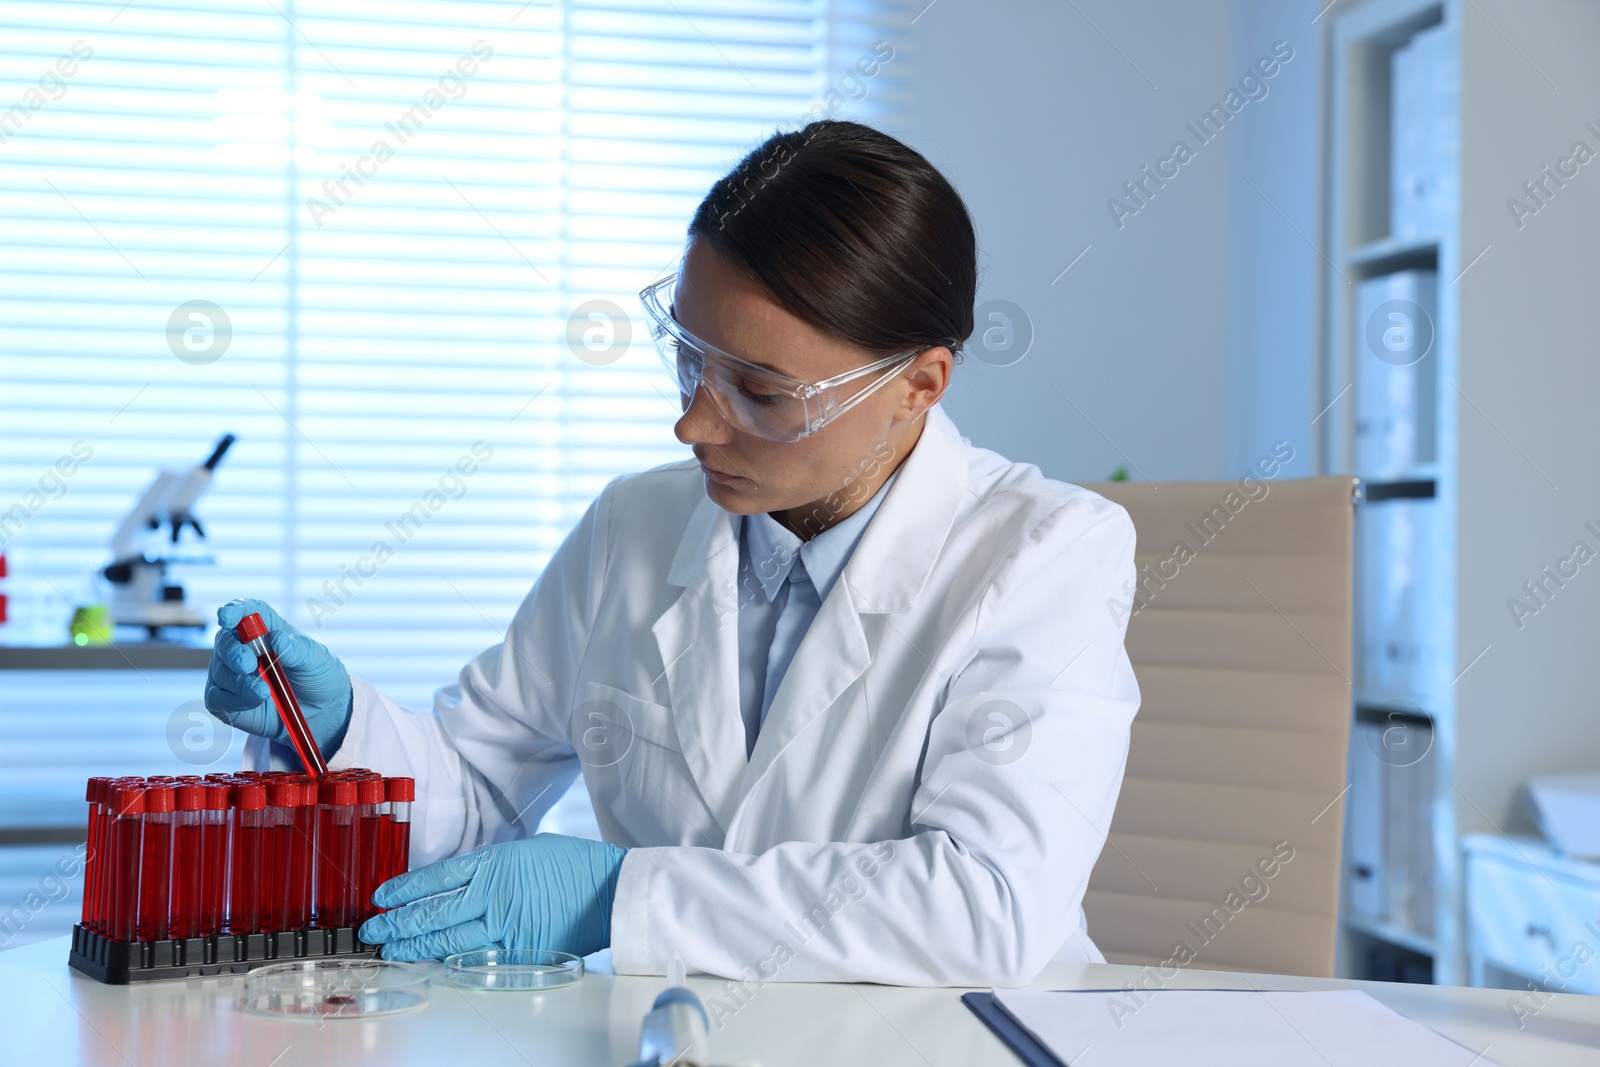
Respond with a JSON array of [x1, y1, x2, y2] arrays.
[[443, 948, 584, 991], [241, 959, 431, 1019]]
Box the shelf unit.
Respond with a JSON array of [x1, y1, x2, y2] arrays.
[[1322, 0, 1600, 986], [1324, 0, 1460, 986]]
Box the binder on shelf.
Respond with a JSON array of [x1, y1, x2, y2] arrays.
[[1354, 270, 1438, 477], [1346, 712, 1438, 941], [1346, 721, 1387, 921], [1384, 718, 1436, 938], [1355, 493, 1445, 702], [1390, 23, 1459, 241]]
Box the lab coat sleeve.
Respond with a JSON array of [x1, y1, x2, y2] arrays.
[[609, 495, 1141, 987], [289, 481, 619, 867]]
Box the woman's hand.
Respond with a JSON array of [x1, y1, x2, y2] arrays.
[[204, 598, 353, 757], [358, 834, 628, 961]]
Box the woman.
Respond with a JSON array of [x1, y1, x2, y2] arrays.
[[204, 119, 1141, 987]]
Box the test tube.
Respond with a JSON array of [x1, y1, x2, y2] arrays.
[[106, 783, 145, 941], [286, 779, 317, 929], [168, 783, 204, 939], [80, 777, 111, 933], [136, 784, 175, 942], [199, 782, 230, 936], [234, 613, 328, 777], [262, 780, 297, 932], [385, 777, 413, 886], [355, 777, 388, 924], [97, 778, 140, 936], [314, 778, 358, 928], [227, 782, 266, 935]]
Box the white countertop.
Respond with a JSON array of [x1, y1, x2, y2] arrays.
[[4, 936, 1599, 1065]]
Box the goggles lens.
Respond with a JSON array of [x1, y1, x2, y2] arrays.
[[641, 274, 918, 443]]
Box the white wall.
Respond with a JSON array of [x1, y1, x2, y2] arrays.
[[1227, 0, 1324, 477], [902, 0, 1322, 486], [1454, 0, 1600, 832]]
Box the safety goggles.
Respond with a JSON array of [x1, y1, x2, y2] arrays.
[[639, 273, 922, 442]]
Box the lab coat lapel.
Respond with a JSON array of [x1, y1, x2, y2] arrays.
[[737, 404, 969, 805], [651, 495, 746, 835], [739, 577, 871, 795]]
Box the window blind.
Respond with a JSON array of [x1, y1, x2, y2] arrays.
[[0, 0, 911, 721]]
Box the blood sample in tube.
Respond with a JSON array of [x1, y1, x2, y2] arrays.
[[107, 784, 145, 942], [286, 779, 316, 929], [355, 777, 387, 924], [98, 778, 140, 936], [169, 783, 204, 940], [81, 778, 110, 933], [262, 780, 297, 932], [386, 777, 413, 884], [234, 613, 328, 777], [228, 782, 266, 935], [198, 782, 230, 937], [314, 778, 358, 928], [137, 784, 176, 942]]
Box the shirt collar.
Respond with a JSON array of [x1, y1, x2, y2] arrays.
[[742, 467, 901, 606]]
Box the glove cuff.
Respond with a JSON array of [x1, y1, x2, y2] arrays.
[[598, 842, 628, 950]]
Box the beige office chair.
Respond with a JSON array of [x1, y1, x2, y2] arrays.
[[1079, 475, 1358, 978]]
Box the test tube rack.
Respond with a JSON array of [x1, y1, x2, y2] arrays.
[[67, 769, 413, 985], [68, 923, 380, 984]]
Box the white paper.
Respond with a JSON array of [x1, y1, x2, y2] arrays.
[[992, 988, 1499, 1067], [1527, 773, 1600, 859]]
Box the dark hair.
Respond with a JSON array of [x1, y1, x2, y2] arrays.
[[688, 119, 976, 363]]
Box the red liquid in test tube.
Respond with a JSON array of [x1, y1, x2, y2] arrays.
[[262, 781, 297, 932], [356, 777, 388, 924], [99, 778, 141, 937], [286, 779, 316, 929], [314, 778, 358, 928], [199, 782, 230, 936], [386, 777, 413, 885], [80, 778, 110, 934], [136, 785, 175, 942], [228, 783, 266, 935], [108, 785, 145, 942], [168, 784, 205, 939], [234, 613, 327, 778]]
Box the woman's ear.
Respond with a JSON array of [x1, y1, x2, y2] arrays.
[[897, 346, 952, 421]]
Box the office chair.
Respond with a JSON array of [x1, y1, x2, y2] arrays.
[[1079, 474, 1358, 977]]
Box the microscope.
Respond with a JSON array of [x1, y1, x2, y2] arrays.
[[102, 434, 234, 635]]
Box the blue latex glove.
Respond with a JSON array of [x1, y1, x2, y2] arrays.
[[358, 834, 628, 961], [204, 598, 353, 763]]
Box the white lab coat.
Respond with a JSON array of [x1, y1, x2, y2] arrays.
[[303, 403, 1140, 987]]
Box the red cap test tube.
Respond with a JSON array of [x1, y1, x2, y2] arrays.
[[107, 785, 145, 942], [199, 782, 230, 936], [262, 780, 298, 932], [386, 777, 413, 886], [285, 779, 317, 930], [356, 777, 388, 923], [80, 778, 111, 933], [234, 613, 328, 777], [97, 778, 142, 936], [228, 782, 267, 935], [314, 778, 358, 928], [168, 784, 205, 939], [136, 784, 175, 942]]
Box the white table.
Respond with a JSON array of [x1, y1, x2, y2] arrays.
[[4, 936, 1599, 1065]]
